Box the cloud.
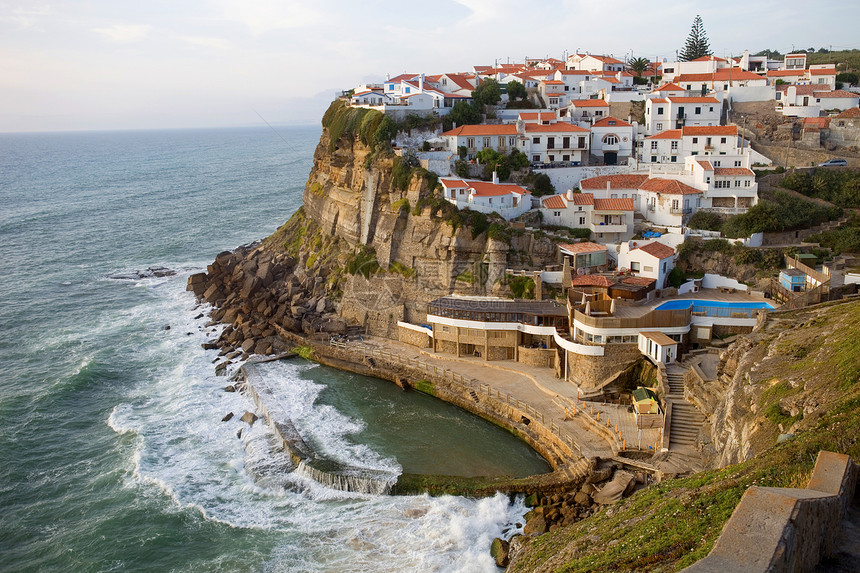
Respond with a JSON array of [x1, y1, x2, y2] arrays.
[[0, 3, 53, 30], [92, 24, 151, 43], [180, 35, 231, 50], [218, 0, 324, 35]]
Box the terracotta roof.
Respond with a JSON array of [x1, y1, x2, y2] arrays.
[[593, 116, 632, 128], [811, 67, 837, 75], [651, 83, 684, 93], [666, 96, 720, 103], [545, 92, 565, 97], [519, 112, 557, 122], [640, 178, 702, 195], [817, 90, 860, 98], [440, 124, 519, 137], [649, 98, 669, 104], [836, 107, 860, 118], [682, 125, 738, 136], [621, 276, 656, 287], [559, 241, 607, 254], [697, 160, 714, 171], [646, 129, 683, 140], [387, 73, 418, 83], [714, 167, 755, 176], [468, 181, 530, 197], [767, 70, 805, 77], [593, 198, 634, 211], [444, 73, 478, 92], [542, 195, 567, 209], [440, 179, 468, 188], [543, 80, 564, 85], [675, 69, 764, 82], [570, 193, 594, 205], [692, 56, 728, 63], [580, 174, 649, 191], [570, 99, 609, 107], [524, 123, 589, 133], [570, 275, 614, 287], [633, 241, 675, 260], [557, 69, 592, 76]]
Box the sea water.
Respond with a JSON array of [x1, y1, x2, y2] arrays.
[[0, 126, 548, 572]]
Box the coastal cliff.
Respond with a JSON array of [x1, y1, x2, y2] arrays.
[[189, 101, 559, 356]]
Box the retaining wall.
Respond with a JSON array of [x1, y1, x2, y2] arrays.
[[682, 451, 859, 573]]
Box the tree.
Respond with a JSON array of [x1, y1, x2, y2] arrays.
[[679, 15, 712, 61], [472, 78, 502, 107], [506, 79, 527, 100], [443, 101, 482, 131], [627, 56, 650, 78]]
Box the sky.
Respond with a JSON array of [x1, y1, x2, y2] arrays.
[[1, 0, 859, 133]]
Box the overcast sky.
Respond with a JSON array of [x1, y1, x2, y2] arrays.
[[2, 0, 858, 132]]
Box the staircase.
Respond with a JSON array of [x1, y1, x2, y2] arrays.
[[665, 366, 706, 451]]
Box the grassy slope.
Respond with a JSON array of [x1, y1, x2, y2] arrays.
[[509, 299, 860, 573]]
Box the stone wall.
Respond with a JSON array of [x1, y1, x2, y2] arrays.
[[518, 346, 557, 369], [398, 325, 430, 348], [567, 344, 641, 392], [682, 451, 859, 573]]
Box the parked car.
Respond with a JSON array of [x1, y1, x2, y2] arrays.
[[819, 158, 847, 167]]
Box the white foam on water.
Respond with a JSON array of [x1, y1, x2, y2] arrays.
[[105, 271, 528, 570]]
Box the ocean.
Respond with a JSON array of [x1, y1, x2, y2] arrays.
[[0, 126, 549, 572]]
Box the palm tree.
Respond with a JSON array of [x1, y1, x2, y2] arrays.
[[628, 56, 650, 78]]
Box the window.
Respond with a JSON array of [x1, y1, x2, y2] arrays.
[[483, 137, 491, 148], [713, 160, 721, 167], [643, 265, 653, 272], [579, 217, 585, 225], [604, 135, 618, 145], [734, 180, 741, 187], [547, 137, 555, 149], [671, 156, 677, 163], [672, 199, 679, 210], [721, 137, 727, 144], [657, 106, 664, 115], [498, 137, 504, 147], [651, 141, 658, 150], [671, 141, 678, 150], [651, 156, 657, 162], [695, 106, 701, 114], [533, 137, 540, 144], [467, 137, 475, 148], [553, 211, 561, 217], [532, 155, 540, 162], [686, 85, 692, 90], [692, 137, 698, 144], [744, 180, 751, 187], [691, 151, 699, 156], [405, 87, 411, 94], [663, 262, 667, 272], [715, 180, 730, 188], [709, 106, 714, 112], [509, 136, 516, 146], [630, 262, 640, 272], [656, 123, 663, 131]]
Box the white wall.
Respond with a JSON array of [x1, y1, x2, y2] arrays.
[[701, 273, 748, 291], [605, 91, 646, 103], [727, 85, 776, 103], [534, 165, 631, 192]]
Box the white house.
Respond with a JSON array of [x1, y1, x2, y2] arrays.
[[618, 240, 676, 288], [567, 53, 625, 73], [568, 99, 610, 124], [441, 124, 520, 159], [777, 85, 860, 117], [579, 173, 702, 227], [540, 190, 635, 242], [671, 69, 767, 94], [644, 96, 721, 134], [643, 125, 744, 164], [440, 177, 531, 220], [524, 122, 591, 164], [648, 83, 686, 100], [689, 157, 758, 214], [538, 80, 570, 109], [638, 331, 678, 365], [590, 116, 634, 165]]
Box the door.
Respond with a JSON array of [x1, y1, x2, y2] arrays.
[[604, 152, 617, 165]]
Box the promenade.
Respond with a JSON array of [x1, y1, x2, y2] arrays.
[[341, 336, 663, 463]]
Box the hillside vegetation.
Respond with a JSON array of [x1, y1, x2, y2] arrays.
[[508, 298, 860, 572]]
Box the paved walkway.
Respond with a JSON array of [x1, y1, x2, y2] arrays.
[[346, 337, 663, 462]]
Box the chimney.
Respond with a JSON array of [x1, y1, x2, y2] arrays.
[[419, 73, 424, 92], [567, 188, 574, 200], [606, 181, 611, 193], [492, 171, 499, 184]]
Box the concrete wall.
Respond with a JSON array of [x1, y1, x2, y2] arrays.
[[701, 274, 749, 291], [567, 343, 641, 392], [534, 165, 631, 192], [682, 451, 858, 573], [727, 85, 776, 104]]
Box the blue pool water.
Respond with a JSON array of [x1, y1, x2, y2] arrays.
[[656, 299, 774, 317]]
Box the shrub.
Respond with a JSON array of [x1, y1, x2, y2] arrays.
[[508, 275, 535, 299], [667, 266, 686, 289], [530, 173, 555, 197], [686, 210, 724, 231]]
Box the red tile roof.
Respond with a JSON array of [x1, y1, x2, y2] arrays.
[[682, 125, 738, 136], [817, 90, 859, 98], [640, 178, 702, 195], [593, 198, 634, 211], [811, 67, 837, 75], [570, 99, 609, 107], [468, 181, 530, 197], [675, 69, 764, 82], [714, 167, 755, 176], [621, 276, 656, 287], [646, 129, 683, 140], [440, 178, 468, 187], [559, 241, 607, 254], [634, 241, 675, 260], [570, 275, 614, 287], [542, 195, 567, 209], [649, 98, 669, 104], [524, 123, 589, 133], [666, 96, 720, 103], [519, 112, 557, 122], [441, 125, 518, 137], [692, 56, 728, 62], [570, 193, 594, 205], [580, 174, 649, 191], [592, 116, 632, 128], [767, 70, 805, 77], [836, 107, 860, 118], [651, 83, 684, 93], [543, 80, 564, 85], [697, 160, 714, 171]]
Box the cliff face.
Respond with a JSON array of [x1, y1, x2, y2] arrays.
[[189, 107, 560, 355], [693, 299, 860, 468]]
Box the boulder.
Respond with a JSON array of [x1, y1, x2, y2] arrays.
[[316, 297, 328, 314], [241, 338, 256, 353], [187, 272, 207, 296], [585, 467, 614, 484], [573, 492, 592, 506], [224, 385, 236, 392], [221, 412, 234, 422], [203, 284, 223, 304], [523, 514, 547, 537], [490, 538, 510, 567], [240, 411, 258, 426]]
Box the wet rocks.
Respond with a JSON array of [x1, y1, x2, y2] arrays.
[[240, 411, 258, 426]]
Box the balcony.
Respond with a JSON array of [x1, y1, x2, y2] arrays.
[[590, 222, 627, 233], [704, 144, 714, 151], [601, 143, 620, 152], [670, 207, 693, 215]]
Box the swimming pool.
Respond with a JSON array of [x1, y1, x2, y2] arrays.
[[656, 299, 775, 318]]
